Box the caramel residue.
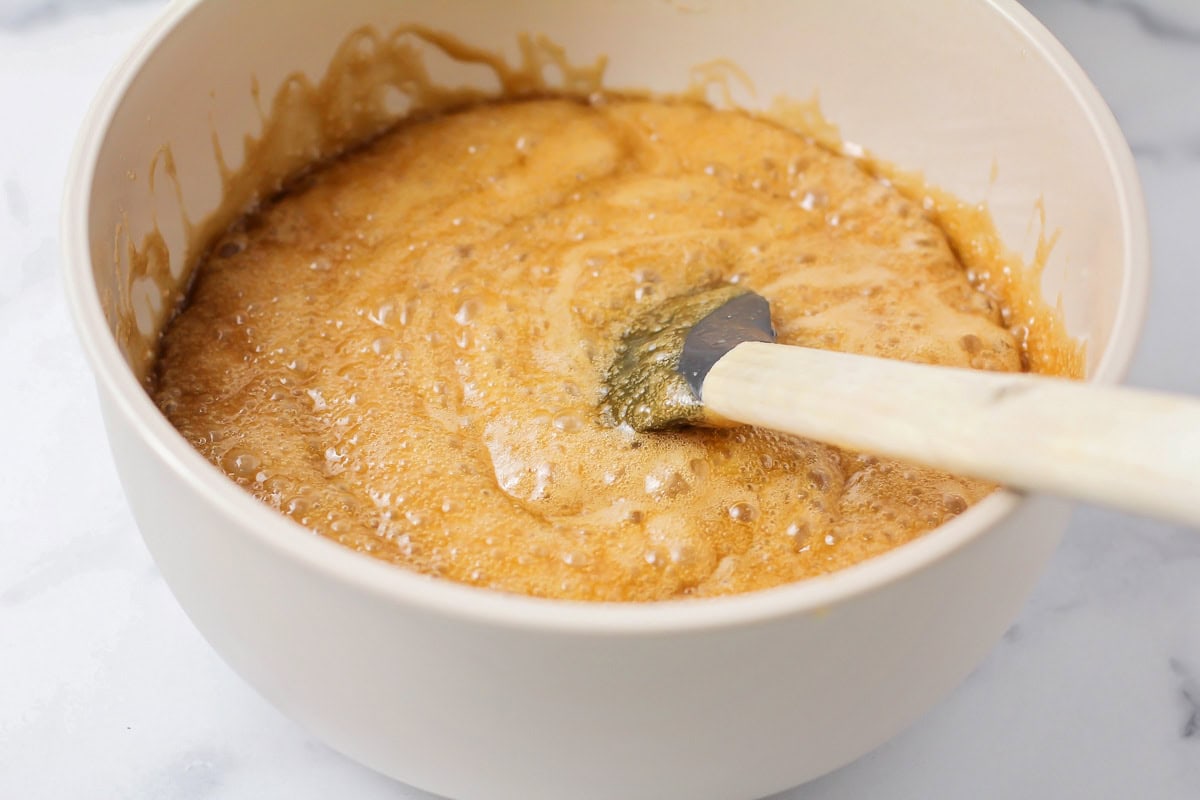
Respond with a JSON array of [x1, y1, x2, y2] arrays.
[[113, 26, 607, 383], [767, 94, 1084, 378], [208, 26, 607, 230], [685, 58, 756, 109], [899, 187, 1083, 377]]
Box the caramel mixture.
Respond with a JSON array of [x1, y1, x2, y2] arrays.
[[155, 97, 1064, 601]]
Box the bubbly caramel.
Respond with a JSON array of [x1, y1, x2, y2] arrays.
[[155, 97, 1068, 601]]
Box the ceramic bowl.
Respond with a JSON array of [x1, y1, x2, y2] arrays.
[[62, 1, 1148, 798]]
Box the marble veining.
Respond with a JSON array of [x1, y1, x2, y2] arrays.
[[0, 0, 153, 29], [1081, 0, 1200, 43], [1169, 658, 1200, 739], [5, 177, 29, 224], [1, 0, 1198, 798]]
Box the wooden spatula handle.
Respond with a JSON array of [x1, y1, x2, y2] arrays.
[[703, 341, 1200, 526]]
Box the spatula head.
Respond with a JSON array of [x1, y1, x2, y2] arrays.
[[602, 286, 776, 431]]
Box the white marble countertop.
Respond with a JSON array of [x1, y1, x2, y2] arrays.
[[2, 1, 1199, 797]]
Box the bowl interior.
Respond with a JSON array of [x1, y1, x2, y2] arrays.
[[66, 0, 1147, 622]]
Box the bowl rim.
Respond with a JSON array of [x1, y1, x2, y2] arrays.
[[61, 0, 1150, 635]]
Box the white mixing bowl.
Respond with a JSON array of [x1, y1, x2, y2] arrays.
[[61, 1, 1148, 798]]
